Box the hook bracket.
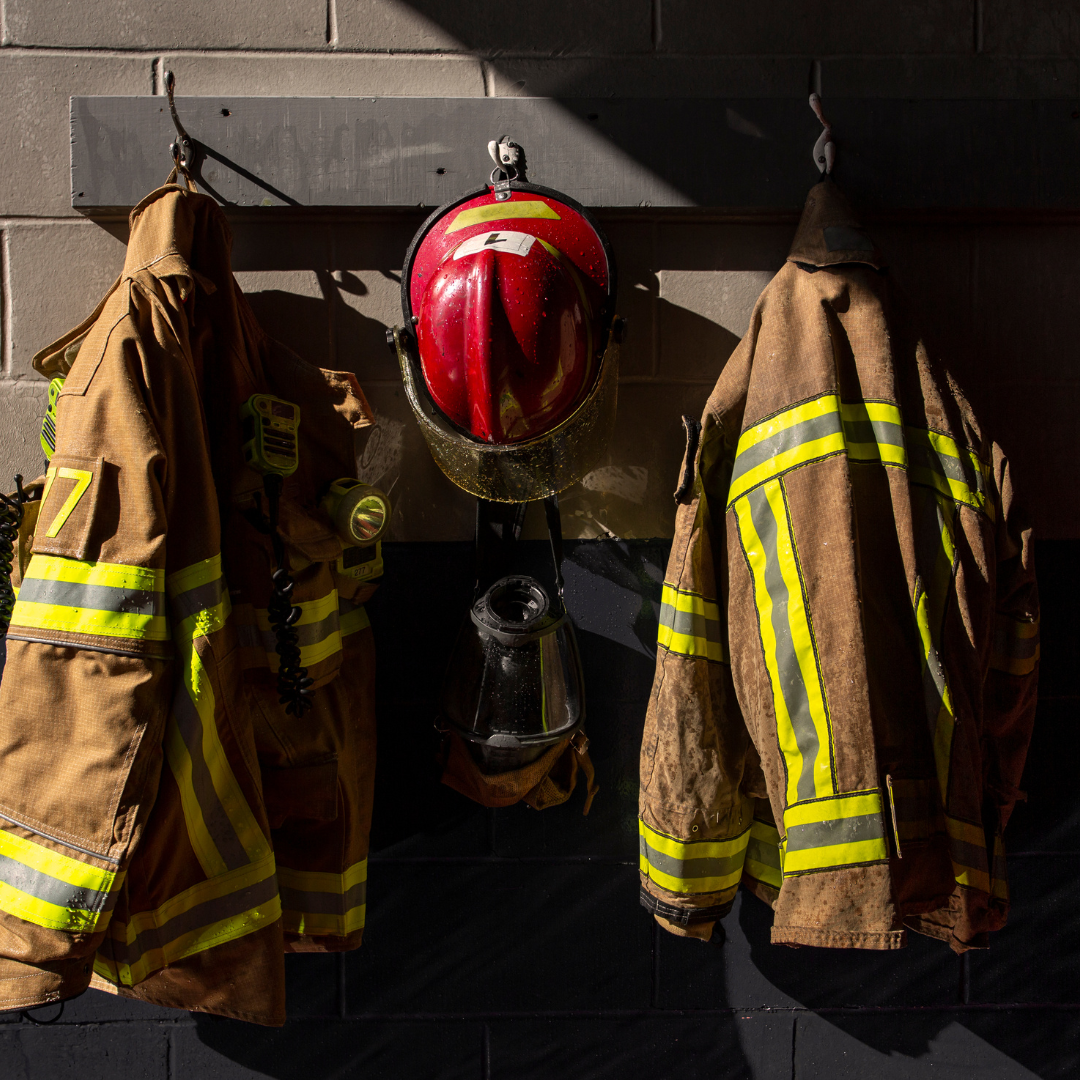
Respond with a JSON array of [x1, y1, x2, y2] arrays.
[[487, 135, 527, 200], [164, 70, 196, 177], [809, 93, 835, 176]]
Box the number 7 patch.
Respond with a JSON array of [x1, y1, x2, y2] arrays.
[[31, 454, 103, 561]]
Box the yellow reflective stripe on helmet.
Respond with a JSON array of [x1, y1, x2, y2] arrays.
[[743, 819, 783, 890], [165, 557, 270, 880], [638, 820, 750, 895], [444, 200, 561, 234], [734, 481, 836, 805], [781, 790, 888, 876], [657, 583, 726, 663], [991, 613, 1040, 676], [278, 859, 367, 937], [94, 853, 279, 988], [11, 555, 168, 642], [0, 829, 118, 932]]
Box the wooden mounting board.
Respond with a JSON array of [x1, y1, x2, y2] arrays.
[[71, 95, 1080, 213]]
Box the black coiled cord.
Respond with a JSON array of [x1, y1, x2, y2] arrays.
[[262, 474, 313, 717], [0, 476, 28, 635]]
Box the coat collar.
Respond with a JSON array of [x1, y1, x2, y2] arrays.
[[786, 179, 885, 270]]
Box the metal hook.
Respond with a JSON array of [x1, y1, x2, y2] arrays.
[[809, 93, 835, 175], [487, 135, 527, 199], [164, 70, 196, 176]]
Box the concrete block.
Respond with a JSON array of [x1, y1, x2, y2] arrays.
[[0, 1022, 169, 1079], [56, 987, 177, 1022], [824, 56, 1080, 99], [344, 863, 651, 1014], [487, 56, 810, 98], [0, 378, 48, 489], [234, 269, 332, 368], [333, 270, 407, 385], [793, 1008, 1069, 1079], [659, 0, 973, 55], [176, 1018, 483, 1078], [489, 1013, 794, 1080], [5, 0, 325, 49], [658, 269, 774, 383], [602, 219, 655, 378], [984, 0, 1080, 57], [0, 52, 150, 217], [335, 0, 653, 55], [160, 52, 484, 97], [557, 380, 713, 540], [5, 223, 127, 379]]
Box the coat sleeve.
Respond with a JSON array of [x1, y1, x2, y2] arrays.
[[0, 283, 173, 1009], [985, 443, 1039, 831], [638, 411, 757, 940]]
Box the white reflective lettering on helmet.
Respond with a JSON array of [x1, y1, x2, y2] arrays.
[[452, 231, 537, 260]]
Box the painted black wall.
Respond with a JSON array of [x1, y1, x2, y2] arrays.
[[1, 537, 1077, 1079]]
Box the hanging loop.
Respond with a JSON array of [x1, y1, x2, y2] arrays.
[[487, 135, 527, 200], [809, 93, 835, 175], [164, 70, 196, 177]]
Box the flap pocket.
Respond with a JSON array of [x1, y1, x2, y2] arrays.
[[262, 757, 339, 830], [32, 455, 104, 561]]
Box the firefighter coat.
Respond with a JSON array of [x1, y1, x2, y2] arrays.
[[639, 180, 1038, 952], [0, 183, 377, 1024]]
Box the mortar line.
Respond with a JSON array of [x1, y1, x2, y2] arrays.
[[0, 0, 7, 47], [151, 56, 161, 96], [790, 1009, 798, 1080], [327, 0, 338, 48], [1, 227, 10, 378], [481, 1023, 492, 1080], [651, 0, 662, 51], [650, 218, 659, 378], [974, 0, 984, 54], [482, 60, 495, 97]]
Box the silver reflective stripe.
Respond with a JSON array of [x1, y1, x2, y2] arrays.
[[16, 577, 162, 617], [102, 875, 280, 966], [171, 577, 226, 622], [279, 879, 367, 916], [0, 852, 110, 914], [637, 836, 745, 885], [784, 812, 885, 852], [730, 411, 843, 490], [658, 602, 721, 644]]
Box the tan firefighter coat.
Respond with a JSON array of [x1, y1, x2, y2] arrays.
[[638, 181, 1039, 952], [0, 183, 377, 1024]]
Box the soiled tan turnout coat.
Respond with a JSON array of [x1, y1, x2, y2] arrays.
[[0, 185, 377, 1023], [639, 181, 1038, 952]]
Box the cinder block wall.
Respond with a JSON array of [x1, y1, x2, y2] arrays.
[[2, 3, 1079, 1077]]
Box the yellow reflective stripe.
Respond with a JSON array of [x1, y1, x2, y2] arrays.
[[638, 820, 750, 895], [838, 400, 907, 466], [166, 553, 222, 597], [166, 557, 270, 879], [96, 854, 280, 987], [991, 614, 1040, 675], [278, 860, 367, 937], [340, 604, 370, 637], [781, 790, 888, 876], [24, 555, 162, 592], [743, 820, 783, 889], [657, 583, 726, 663], [11, 601, 168, 641], [444, 200, 561, 234], [0, 829, 117, 932], [43, 468, 92, 538], [908, 428, 993, 521], [728, 395, 845, 504], [734, 482, 835, 805]]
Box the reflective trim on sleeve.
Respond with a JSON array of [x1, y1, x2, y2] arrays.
[[733, 481, 836, 805], [781, 790, 888, 876], [278, 859, 367, 937], [638, 820, 750, 896], [339, 599, 370, 638], [657, 583, 726, 663], [10, 555, 168, 642], [241, 589, 366, 671], [0, 828, 119, 933], [990, 613, 1040, 676], [907, 428, 994, 521], [946, 816, 992, 894], [743, 819, 783, 890], [93, 853, 279, 988], [165, 556, 271, 881]]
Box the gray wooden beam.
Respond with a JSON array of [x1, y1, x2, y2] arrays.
[[71, 95, 1080, 213]]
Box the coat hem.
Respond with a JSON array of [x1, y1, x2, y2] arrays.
[[770, 924, 907, 950]]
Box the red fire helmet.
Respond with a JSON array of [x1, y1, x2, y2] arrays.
[[395, 179, 620, 502]]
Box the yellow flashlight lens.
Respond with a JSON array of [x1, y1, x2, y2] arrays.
[[348, 493, 388, 543]]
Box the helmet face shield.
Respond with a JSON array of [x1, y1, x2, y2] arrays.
[[440, 575, 585, 774]]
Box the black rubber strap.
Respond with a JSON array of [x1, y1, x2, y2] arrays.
[[638, 886, 733, 926]]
